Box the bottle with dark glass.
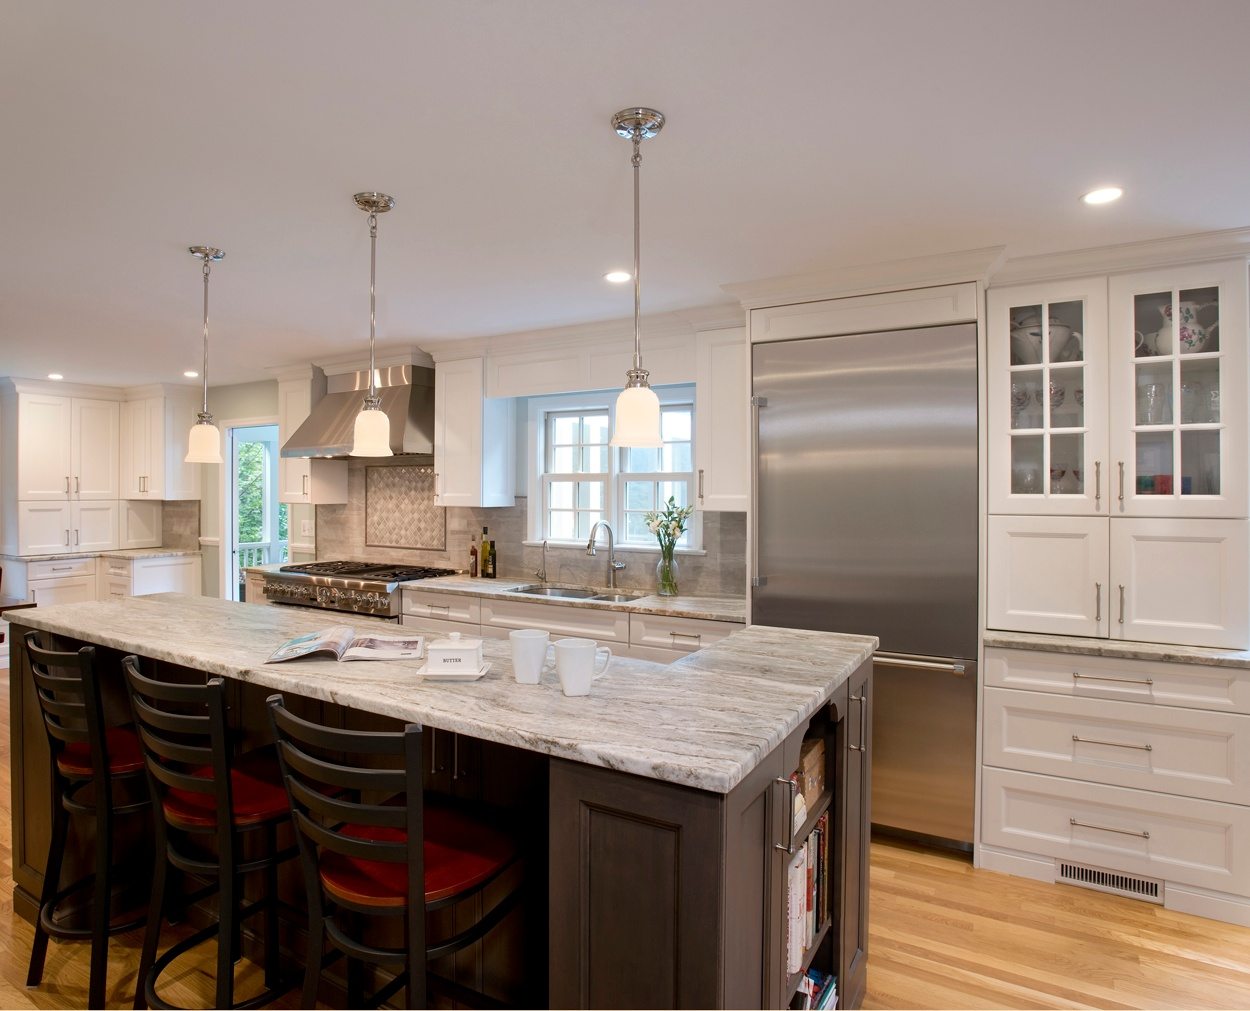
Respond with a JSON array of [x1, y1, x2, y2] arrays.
[[486, 540, 498, 579]]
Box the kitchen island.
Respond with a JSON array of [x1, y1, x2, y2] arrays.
[[9, 593, 875, 1008]]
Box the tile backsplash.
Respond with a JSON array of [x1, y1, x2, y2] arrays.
[[161, 500, 201, 550], [315, 457, 745, 596]]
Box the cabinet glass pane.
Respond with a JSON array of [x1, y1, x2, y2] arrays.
[[1010, 370, 1042, 429], [1135, 362, 1173, 425], [1177, 286, 1220, 354], [1181, 430, 1220, 496], [1010, 435, 1043, 494], [1009, 304, 1043, 366], [1135, 432, 1174, 495], [1049, 433, 1084, 494], [1180, 358, 1221, 424], [1134, 291, 1171, 357], [1048, 366, 1084, 428], [1047, 300, 1084, 363]]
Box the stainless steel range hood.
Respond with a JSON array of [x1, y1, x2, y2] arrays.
[[281, 364, 434, 458]]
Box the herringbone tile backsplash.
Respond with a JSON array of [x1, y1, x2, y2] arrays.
[[365, 466, 445, 549]]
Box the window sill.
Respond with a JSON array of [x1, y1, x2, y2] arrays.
[[521, 540, 707, 557]]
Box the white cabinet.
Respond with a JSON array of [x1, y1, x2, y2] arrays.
[[24, 556, 98, 607], [980, 645, 1250, 925], [15, 393, 119, 501], [276, 374, 348, 505], [1107, 260, 1248, 519], [987, 259, 1250, 650], [100, 554, 202, 598], [16, 502, 73, 555], [479, 596, 627, 642], [120, 391, 202, 500], [988, 515, 1248, 649], [243, 571, 270, 605], [694, 327, 749, 511], [72, 501, 118, 553], [433, 358, 515, 508], [120, 500, 162, 549]]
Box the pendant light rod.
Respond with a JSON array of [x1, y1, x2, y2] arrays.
[[632, 129, 642, 372], [188, 246, 224, 421], [353, 192, 395, 407]]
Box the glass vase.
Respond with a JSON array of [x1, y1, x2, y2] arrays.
[[656, 550, 679, 597]]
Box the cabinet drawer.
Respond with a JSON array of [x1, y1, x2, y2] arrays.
[[982, 766, 1250, 896], [400, 614, 481, 638], [629, 613, 743, 654], [28, 574, 97, 606], [480, 599, 627, 643], [102, 576, 132, 600], [28, 556, 96, 580], [985, 647, 1250, 716], [401, 590, 480, 624], [102, 558, 133, 579], [984, 687, 1250, 804]]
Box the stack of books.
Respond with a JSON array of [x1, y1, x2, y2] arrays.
[[785, 811, 831, 974], [794, 967, 837, 1009]]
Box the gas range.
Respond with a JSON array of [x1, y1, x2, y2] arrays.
[[261, 561, 457, 620]]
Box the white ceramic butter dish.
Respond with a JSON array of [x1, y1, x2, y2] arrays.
[[425, 631, 484, 674]]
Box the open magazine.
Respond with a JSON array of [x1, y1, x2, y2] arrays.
[[265, 625, 425, 664]]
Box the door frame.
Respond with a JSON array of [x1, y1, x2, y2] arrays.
[[217, 414, 279, 600]]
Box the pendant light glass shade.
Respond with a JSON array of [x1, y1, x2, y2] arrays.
[[185, 246, 224, 465], [608, 108, 665, 448], [350, 404, 392, 457], [185, 417, 223, 464], [350, 192, 396, 457], [610, 384, 663, 448]]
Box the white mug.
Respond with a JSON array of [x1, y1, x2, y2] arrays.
[[509, 628, 550, 685], [553, 637, 611, 697]]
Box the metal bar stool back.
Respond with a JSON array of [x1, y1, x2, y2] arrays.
[[25, 631, 148, 1009], [267, 695, 521, 1010], [123, 656, 296, 1011]]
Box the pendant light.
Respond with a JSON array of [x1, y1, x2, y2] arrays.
[[350, 191, 396, 457], [608, 107, 665, 448], [184, 246, 225, 464]]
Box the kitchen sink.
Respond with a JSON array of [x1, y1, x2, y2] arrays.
[[510, 585, 599, 599], [590, 592, 643, 603]]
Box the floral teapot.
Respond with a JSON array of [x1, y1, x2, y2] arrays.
[[1153, 300, 1219, 355]]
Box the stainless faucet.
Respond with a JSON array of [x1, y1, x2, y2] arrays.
[[586, 521, 626, 589], [535, 539, 549, 583]]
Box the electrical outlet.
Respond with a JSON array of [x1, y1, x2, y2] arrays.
[[300, 520, 313, 537]]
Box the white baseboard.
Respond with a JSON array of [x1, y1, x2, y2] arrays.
[[1166, 883, 1250, 927], [976, 844, 1056, 883]]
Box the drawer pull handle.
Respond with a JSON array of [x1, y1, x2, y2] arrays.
[[1094, 582, 1101, 622], [430, 604, 450, 614], [1069, 817, 1149, 840], [670, 631, 701, 644], [1072, 735, 1152, 752], [1073, 672, 1153, 687], [52, 565, 72, 571], [849, 693, 867, 751], [774, 776, 798, 854]]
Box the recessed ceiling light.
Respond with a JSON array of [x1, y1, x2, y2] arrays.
[[604, 270, 632, 283], [1082, 186, 1123, 205], [47, 373, 63, 380], [183, 370, 199, 378]]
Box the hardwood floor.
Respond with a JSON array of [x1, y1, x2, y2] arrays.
[[1, 662, 1249, 1009]]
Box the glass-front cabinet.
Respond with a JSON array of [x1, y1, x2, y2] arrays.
[[1108, 259, 1247, 519], [988, 277, 1108, 514]]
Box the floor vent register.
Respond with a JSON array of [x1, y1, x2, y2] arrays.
[[1056, 860, 1162, 903]]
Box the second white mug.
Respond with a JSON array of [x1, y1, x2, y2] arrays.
[[509, 628, 550, 685], [553, 637, 611, 697]]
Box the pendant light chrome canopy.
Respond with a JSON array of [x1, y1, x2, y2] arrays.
[[608, 107, 665, 449], [184, 246, 225, 465], [350, 191, 396, 457]]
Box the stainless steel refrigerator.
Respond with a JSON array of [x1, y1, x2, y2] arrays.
[[751, 323, 978, 847]]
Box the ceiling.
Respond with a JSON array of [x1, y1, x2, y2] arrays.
[[3, 0, 1249, 387]]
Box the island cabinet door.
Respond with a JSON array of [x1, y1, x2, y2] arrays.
[[838, 660, 872, 1011], [549, 759, 750, 1009]]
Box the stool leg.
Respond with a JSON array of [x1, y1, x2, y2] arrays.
[[133, 845, 168, 1010], [346, 955, 365, 1010], [26, 787, 69, 988], [88, 801, 113, 1009], [215, 867, 235, 1011], [263, 823, 280, 990], [301, 894, 325, 1009]]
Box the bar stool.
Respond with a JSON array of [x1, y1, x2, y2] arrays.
[[266, 695, 522, 1009], [122, 656, 297, 1010], [24, 631, 150, 1010]]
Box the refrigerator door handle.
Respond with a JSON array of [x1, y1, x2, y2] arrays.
[[750, 395, 767, 588], [875, 655, 967, 676]]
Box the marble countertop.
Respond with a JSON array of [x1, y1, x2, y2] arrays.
[[2, 548, 199, 563], [401, 575, 747, 623], [12, 594, 875, 793], [984, 630, 1250, 669]]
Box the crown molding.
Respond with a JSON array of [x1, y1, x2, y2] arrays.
[[123, 382, 199, 400], [296, 346, 434, 376], [722, 246, 1006, 310], [989, 226, 1250, 287], [0, 376, 128, 399]]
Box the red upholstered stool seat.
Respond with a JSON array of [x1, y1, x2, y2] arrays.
[[55, 726, 145, 776], [163, 748, 289, 828], [320, 805, 516, 909]]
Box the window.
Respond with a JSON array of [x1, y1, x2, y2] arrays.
[[528, 388, 698, 550]]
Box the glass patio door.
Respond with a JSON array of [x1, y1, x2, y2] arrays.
[[229, 424, 288, 601]]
